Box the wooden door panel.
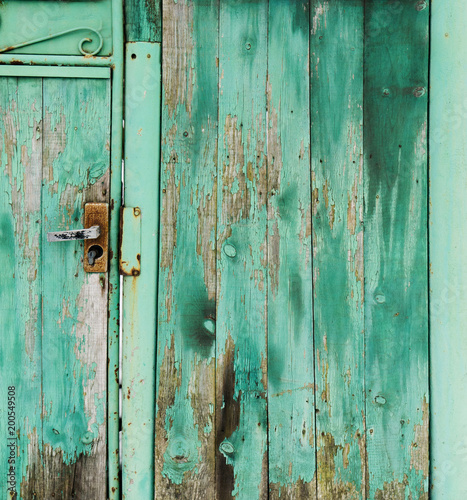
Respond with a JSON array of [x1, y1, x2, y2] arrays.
[[156, 1, 430, 498], [0, 76, 110, 499], [0, 76, 43, 499], [310, 2, 366, 496]]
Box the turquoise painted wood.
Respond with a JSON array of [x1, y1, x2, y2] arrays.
[[364, 1, 429, 497], [122, 41, 161, 500], [216, 1, 269, 497], [0, 75, 111, 498], [155, 0, 219, 496], [155, 1, 430, 498], [311, 1, 366, 496], [0, 0, 113, 56], [430, 0, 467, 497], [0, 2, 124, 498], [125, 0, 161, 43], [0, 1, 442, 498], [267, 2, 315, 496]]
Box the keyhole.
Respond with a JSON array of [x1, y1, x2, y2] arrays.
[[88, 244, 103, 266]]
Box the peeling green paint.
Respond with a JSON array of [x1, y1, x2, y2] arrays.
[[364, 0, 429, 497], [267, 0, 316, 494], [155, 0, 219, 496], [311, 1, 366, 496], [0, 76, 110, 498]]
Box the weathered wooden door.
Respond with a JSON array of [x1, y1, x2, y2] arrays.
[[0, 74, 111, 498], [8, 0, 467, 498], [0, 1, 122, 498], [151, 0, 429, 499]]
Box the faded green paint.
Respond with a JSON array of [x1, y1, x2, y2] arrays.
[[430, 0, 467, 497], [0, 66, 110, 79], [0, 76, 111, 498], [0, 0, 113, 56], [216, 1, 269, 498], [267, 1, 315, 496], [125, 0, 161, 42], [0, 77, 43, 498], [119, 206, 142, 276], [364, 0, 429, 498], [122, 41, 161, 500], [155, 0, 218, 496], [153, 1, 430, 498], [310, 1, 366, 497], [107, 0, 124, 497]]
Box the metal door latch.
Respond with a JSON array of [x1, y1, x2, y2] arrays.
[[47, 225, 100, 242], [47, 203, 109, 273]]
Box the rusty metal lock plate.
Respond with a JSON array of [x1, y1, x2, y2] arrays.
[[84, 203, 109, 273]]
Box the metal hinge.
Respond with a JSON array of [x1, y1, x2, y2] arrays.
[[119, 206, 141, 276]]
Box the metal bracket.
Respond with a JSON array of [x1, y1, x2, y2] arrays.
[[119, 207, 141, 276], [83, 203, 109, 273]]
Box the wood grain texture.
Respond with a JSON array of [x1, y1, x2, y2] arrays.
[[40, 77, 110, 499], [0, 76, 110, 499], [0, 77, 43, 498], [310, 2, 366, 498], [215, 1, 269, 498], [155, 0, 219, 497], [267, 2, 316, 498], [125, 0, 161, 42], [364, 1, 429, 497], [122, 42, 161, 500], [430, 0, 467, 497]]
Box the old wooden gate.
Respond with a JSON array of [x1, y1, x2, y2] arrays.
[[0, 0, 465, 499]]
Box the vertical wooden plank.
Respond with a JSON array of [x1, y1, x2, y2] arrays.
[[125, 0, 161, 42], [266, 1, 316, 498], [108, 1, 124, 496], [430, 0, 467, 496], [122, 41, 160, 500], [0, 77, 43, 498], [364, 1, 429, 497], [41, 77, 110, 498], [155, 0, 218, 496], [215, 1, 269, 498], [310, 2, 366, 497]]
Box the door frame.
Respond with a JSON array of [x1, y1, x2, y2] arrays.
[[0, 1, 124, 497]]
